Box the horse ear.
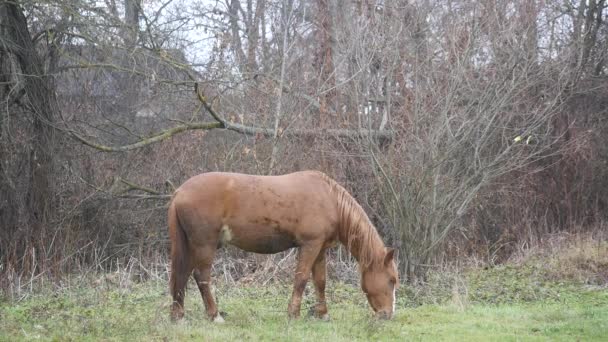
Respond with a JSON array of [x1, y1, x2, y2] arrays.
[[384, 247, 396, 265]]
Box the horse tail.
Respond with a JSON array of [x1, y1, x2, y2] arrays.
[[168, 194, 190, 313]]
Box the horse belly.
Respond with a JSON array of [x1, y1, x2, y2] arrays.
[[224, 225, 298, 254]]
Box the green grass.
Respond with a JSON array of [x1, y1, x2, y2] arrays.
[[1, 239, 607, 341], [0, 277, 606, 341]]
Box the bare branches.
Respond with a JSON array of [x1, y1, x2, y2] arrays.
[[193, 83, 392, 139], [3, 0, 608, 286], [194, 82, 227, 127], [112, 177, 171, 200], [68, 80, 392, 153], [366, 0, 581, 281], [68, 121, 222, 152]]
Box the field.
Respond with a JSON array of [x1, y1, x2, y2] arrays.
[[1, 239, 607, 341]]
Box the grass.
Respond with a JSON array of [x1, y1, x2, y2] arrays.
[[1, 238, 607, 341], [0, 280, 606, 341]]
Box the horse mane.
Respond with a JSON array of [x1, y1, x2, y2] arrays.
[[314, 172, 386, 268]]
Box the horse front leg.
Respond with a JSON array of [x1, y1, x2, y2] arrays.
[[288, 243, 323, 319], [310, 249, 329, 320]]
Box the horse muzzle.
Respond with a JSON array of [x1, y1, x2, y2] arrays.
[[375, 310, 394, 320]]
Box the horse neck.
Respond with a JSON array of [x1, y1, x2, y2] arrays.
[[333, 187, 386, 268]]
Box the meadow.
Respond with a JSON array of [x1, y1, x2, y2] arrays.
[[1, 238, 607, 341]]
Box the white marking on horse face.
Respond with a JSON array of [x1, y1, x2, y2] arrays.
[[213, 313, 225, 324], [392, 285, 396, 317]]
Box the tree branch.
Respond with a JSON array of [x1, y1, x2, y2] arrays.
[[194, 82, 393, 140], [69, 121, 222, 152], [118, 177, 161, 195], [69, 73, 392, 153]]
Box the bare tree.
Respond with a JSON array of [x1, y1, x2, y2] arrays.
[[368, 0, 576, 280], [2, 0, 608, 291], [1, 1, 60, 274]]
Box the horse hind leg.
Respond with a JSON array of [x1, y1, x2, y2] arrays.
[[170, 258, 192, 321], [169, 205, 193, 321], [192, 246, 223, 323]]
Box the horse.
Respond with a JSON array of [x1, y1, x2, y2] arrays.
[[168, 170, 398, 322]]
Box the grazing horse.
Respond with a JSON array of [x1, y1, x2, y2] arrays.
[[168, 171, 398, 322]]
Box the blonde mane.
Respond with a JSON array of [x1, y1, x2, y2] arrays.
[[314, 172, 386, 268]]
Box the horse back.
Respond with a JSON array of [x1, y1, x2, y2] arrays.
[[172, 171, 339, 253]]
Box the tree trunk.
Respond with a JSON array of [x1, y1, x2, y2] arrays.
[[0, 2, 57, 272], [314, 0, 337, 127], [124, 0, 141, 47]]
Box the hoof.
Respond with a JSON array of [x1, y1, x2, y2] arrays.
[[170, 308, 184, 322], [171, 301, 185, 322], [308, 305, 329, 321], [170, 313, 184, 322], [308, 310, 330, 321], [213, 313, 225, 324]]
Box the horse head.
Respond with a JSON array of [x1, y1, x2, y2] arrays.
[[361, 247, 398, 319]]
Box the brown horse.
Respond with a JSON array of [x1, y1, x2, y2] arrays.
[[168, 171, 398, 322]]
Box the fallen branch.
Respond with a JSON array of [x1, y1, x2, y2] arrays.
[[118, 178, 161, 195], [226, 122, 393, 140], [69, 80, 392, 152], [69, 121, 222, 152], [194, 83, 393, 140], [110, 177, 171, 200], [117, 194, 172, 200]]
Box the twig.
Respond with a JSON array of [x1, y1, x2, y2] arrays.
[[118, 178, 161, 195]]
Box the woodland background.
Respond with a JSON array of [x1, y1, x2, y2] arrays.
[[1, 0, 607, 293]]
